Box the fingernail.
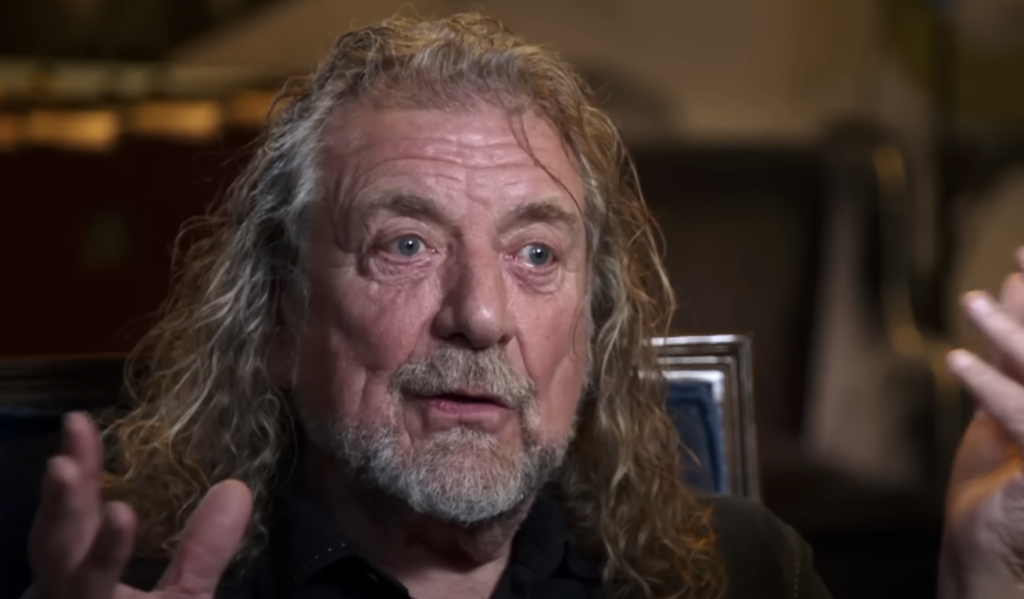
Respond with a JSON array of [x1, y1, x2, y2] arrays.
[[965, 291, 995, 316], [948, 349, 975, 372]]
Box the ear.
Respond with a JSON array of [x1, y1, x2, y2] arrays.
[[267, 298, 299, 389]]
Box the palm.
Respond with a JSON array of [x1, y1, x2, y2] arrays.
[[947, 412, 1024, 553]]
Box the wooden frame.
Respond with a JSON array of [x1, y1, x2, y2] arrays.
[[652, 334, 759, 499]]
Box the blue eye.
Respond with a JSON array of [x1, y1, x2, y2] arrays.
[[394, 236, 424, 257], [520, 244, 553, 266]]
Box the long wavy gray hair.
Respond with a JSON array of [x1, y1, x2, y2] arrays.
[[103, 13, 720, 599]]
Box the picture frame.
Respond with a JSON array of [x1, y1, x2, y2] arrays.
[[651, 334, 759, 499]]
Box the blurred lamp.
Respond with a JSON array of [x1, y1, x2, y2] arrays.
[[129, 99, 222, 143], [0, 113, 23, 151], [24, 109, 119, 152], [226, 90, 278, 129]]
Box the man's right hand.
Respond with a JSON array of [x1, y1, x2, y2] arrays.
[[27, 413, 253, 599]]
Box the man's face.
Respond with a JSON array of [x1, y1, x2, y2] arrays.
[[292, 102, 591, 524]]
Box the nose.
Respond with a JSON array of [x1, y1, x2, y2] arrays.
[[432, 249, 514, 350]]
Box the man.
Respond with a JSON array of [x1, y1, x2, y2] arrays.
[[22, 12, 1024, 599]]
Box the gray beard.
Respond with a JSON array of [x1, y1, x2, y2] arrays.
[[297, 347, 574, 525], [305, 414, 568, 524]]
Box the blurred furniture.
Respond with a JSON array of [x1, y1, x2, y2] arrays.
[[0, 353, 126, 408], [0, 0, 284, 60], [655, 334, 759, 499]]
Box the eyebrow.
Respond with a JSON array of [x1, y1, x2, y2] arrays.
[[355, 191, 582, 233], [501, 200, 581, 233], [358, 192, 447, 225]]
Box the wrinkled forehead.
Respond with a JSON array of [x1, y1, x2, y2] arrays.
[[317, 100, 588, 217]]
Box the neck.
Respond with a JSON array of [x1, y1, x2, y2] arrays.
[[299, 443, 534, 599]]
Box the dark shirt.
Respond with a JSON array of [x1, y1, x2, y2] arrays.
[[262, 492, 601, 599], [117, 492, 832, 599]]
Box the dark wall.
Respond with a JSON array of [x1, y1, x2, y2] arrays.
[[635, 147, 825, 436], [0, 133, 254, 357]]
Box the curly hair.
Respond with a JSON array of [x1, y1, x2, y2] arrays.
[[102, 13, 720, 599]]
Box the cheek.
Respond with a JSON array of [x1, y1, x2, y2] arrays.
[[298, 268, 439, 418], [516, 293, 590, 438]]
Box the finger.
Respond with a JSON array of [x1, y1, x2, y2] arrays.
[[157, 480, 253, 595], [60, 412, 104, 487], [948, 349, 1024, 445], [29, 416, 106, 571], [29, 455, 101, 578], [963, 292, 1024, 376], [1000, 272, 1024, 319], [76, 502, 137, 599], [997, 274, 1024, 381]]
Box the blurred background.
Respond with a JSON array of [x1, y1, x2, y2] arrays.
[[1, 0, 1024, 597]]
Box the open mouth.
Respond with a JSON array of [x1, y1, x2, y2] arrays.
[[423, 392, 509, 409]]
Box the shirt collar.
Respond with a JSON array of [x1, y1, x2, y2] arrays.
[[508, 493, 570, 575], [516, 494, 602, 581]]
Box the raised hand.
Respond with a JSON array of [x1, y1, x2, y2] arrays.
[[942, 250, 1024, 598], [27, 413, 253, 599]]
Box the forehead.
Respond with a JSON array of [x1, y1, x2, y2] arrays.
[[322, 102, 586, 212]]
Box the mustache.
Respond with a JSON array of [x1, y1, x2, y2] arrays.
[[389, 348, 536, 410]]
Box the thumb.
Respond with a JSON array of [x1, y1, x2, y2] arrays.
[[156, 480, 253, 596]]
